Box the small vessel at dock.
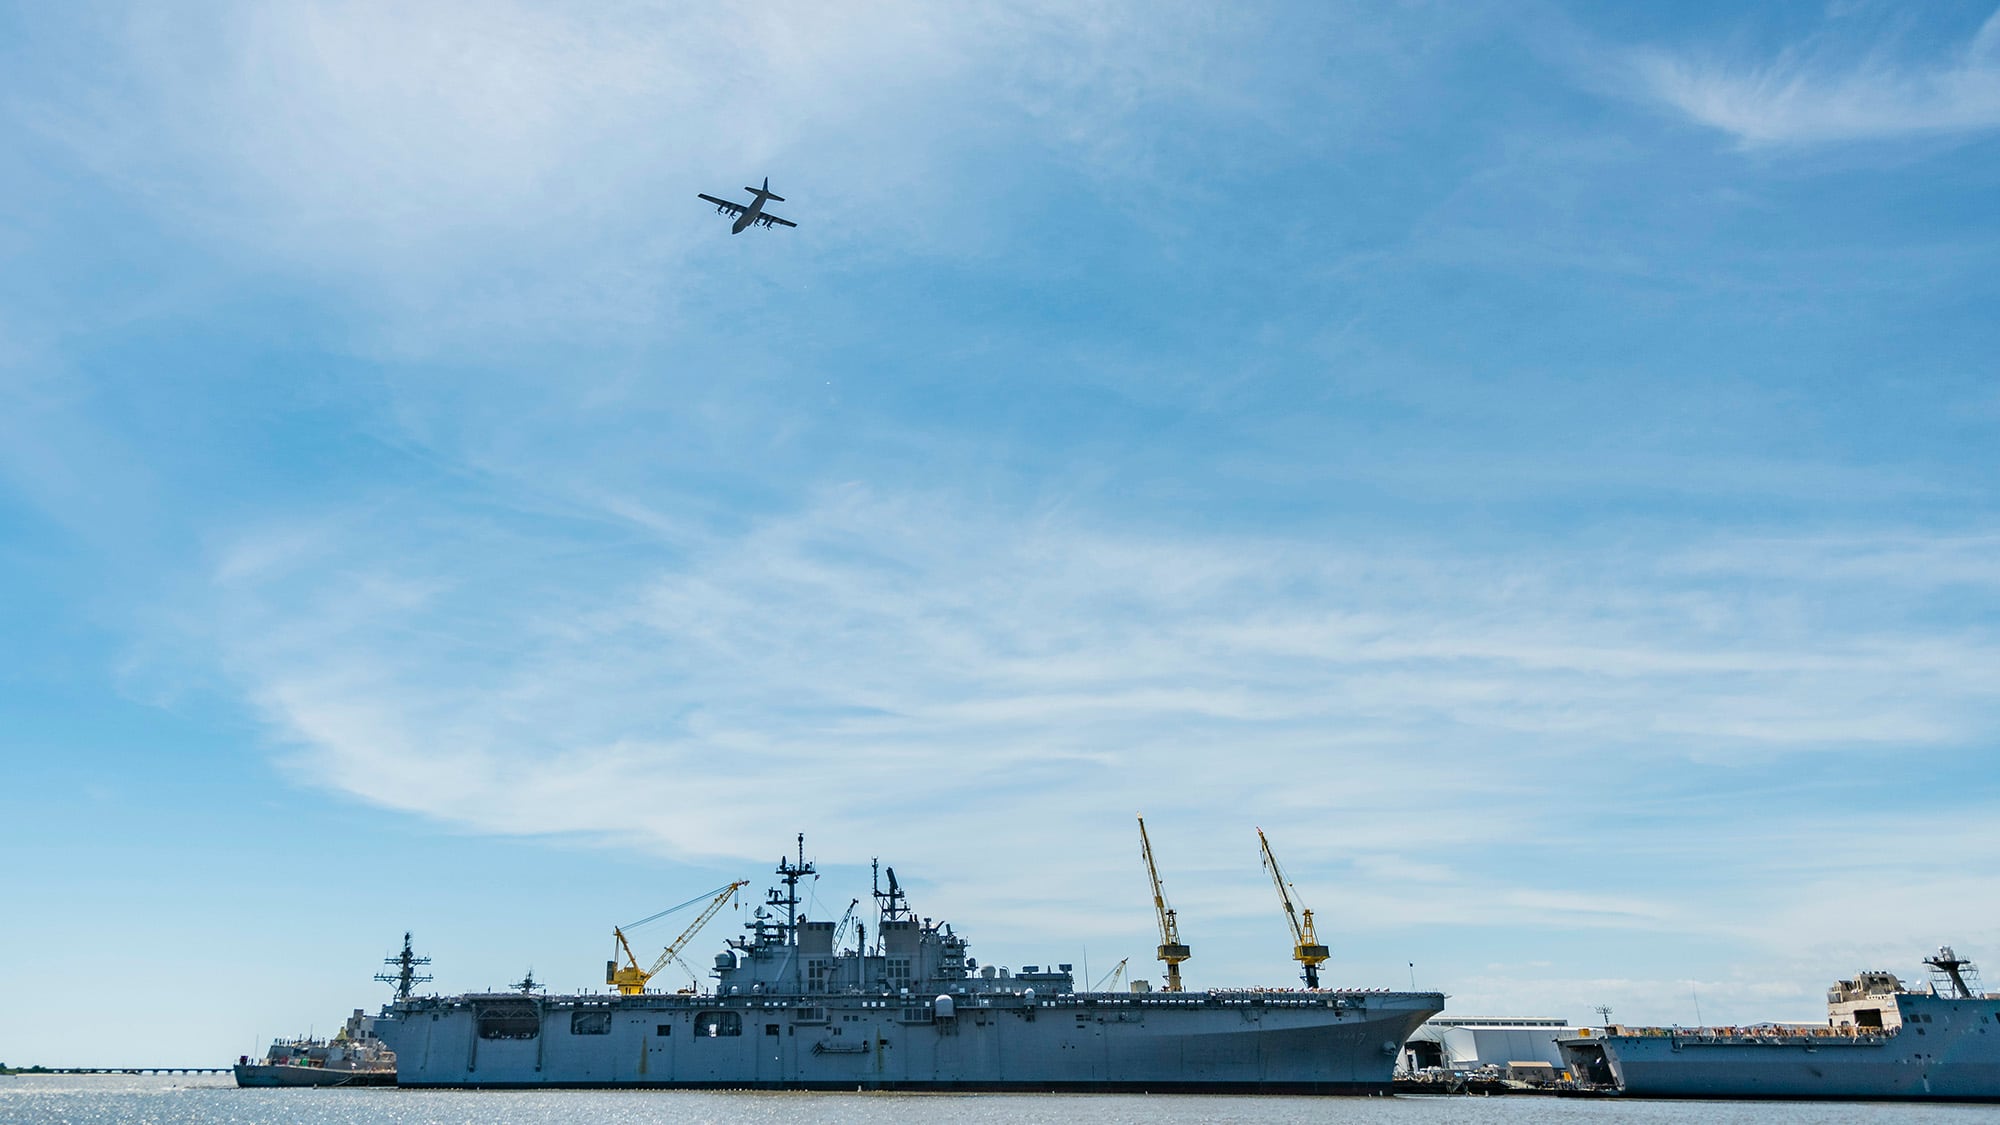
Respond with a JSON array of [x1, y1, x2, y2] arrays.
[[232, 933, 427, 1087], [232, 1008, 396, 1087]]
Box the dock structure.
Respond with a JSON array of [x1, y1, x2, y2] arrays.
[[31, 1067, 232, 1075]]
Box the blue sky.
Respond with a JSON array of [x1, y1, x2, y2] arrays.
[[3, 0, 1999, 1066]]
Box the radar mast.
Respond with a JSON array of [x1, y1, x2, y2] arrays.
[[375, 932, 433, 1000], [1925, 946, 1982, 999]]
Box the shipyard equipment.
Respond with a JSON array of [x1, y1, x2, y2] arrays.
[[1136, 814, 1191, 992], [1092, 956, 1130, 993], [608, 880, 748, 995], [1256, 828, 1330, 988], [830, 897, 862, 953]]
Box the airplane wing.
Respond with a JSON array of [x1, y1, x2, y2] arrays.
[[755, 212, 797, 229], [697, 193, 746, 215]]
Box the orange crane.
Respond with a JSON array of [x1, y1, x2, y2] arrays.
[[1256, 828, 1329, 988], [608, 880, 747, 995], [1136, 814, 1190, 992]]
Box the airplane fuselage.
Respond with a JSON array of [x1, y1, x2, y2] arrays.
[[732, 192, 771, 234]]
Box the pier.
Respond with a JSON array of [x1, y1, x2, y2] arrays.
[[28, 1067, 232, 1075]]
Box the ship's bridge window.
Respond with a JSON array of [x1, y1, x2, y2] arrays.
[[695, 1011, 742, 1038]]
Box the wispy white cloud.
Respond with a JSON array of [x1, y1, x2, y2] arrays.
[[12, 0, 1279, 362], [1634, 8, 2000, 145], [12, 0, 2000, 1027], [174, 478, 2000, 992]]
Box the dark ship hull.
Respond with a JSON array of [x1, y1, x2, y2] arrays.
[[378, 986, 1440, 1091], [232, 1062, 395, 1087]]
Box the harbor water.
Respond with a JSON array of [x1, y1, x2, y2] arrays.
[[2, 1075, 1992, 1124]]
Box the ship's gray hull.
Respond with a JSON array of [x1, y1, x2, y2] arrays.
[[1587, 994, 2000, 1102], [232, 1063, 395, 1087], [378, 989, 1442, 1093]]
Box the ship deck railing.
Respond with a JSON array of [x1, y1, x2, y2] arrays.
[[391, 985, 1429, 1015], [1606, 1025, 1897, 1042]]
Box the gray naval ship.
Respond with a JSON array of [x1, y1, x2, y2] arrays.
[[1560, 947, 2000, 1101], [233, 1008, 396, 1087], [375, 837, 1445, 1092]]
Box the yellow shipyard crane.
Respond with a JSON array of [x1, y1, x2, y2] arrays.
[[1091, 956, 1130, 993], [1256, 828, 1330, 989], [1136, 814, 1190, 992], [608, 880, 748, 995]]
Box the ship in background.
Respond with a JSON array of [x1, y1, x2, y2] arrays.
[[233, 932, 430, 1087], [232, 1007, 395, 1087], [1560, 947, 2000, 1101], [375, 834, 1446, 1092]]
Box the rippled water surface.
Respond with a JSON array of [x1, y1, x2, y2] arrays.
[[2, 1075, 1990, 1124]]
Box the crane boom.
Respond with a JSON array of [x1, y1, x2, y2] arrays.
[[608, 880, 748, 995], [1136, 814, 1190, 992], [1256, 828, 1330, 989], [1091, 956, 1129, 993], [830, 897, 862, 952]]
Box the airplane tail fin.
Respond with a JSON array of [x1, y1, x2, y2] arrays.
[[747, 177, 785, 202]]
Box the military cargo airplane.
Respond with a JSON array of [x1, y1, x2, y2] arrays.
[[698, 177, 797, 234]]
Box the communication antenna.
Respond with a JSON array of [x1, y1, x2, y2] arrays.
[[765, 834, 816, 992], [1925, 946, 1983, 1000], [375, 932, 433, 1000], [1594, 1004, 1614, 1026]]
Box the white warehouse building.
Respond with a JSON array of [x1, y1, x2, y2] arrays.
[[1403, 1017, 1580, 1077]]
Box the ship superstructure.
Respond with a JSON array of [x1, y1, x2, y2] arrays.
[[234, 1008, 396, 1087], [375, 836, 1444, 1092], [233, 937, 427, 1086], [1559, 947, 2000, 1101]]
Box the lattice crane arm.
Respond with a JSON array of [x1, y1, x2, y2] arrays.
[[1255, 828, 1330, 989], [648, 880, 749, 980], [614, 926, 644, 972], [830, 898, 862, 952], [1136, 814, 1190, 992], [1092, 957, 1129, 993], [609, 880, 748, 995], [1257, 828, 1306, 945]]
